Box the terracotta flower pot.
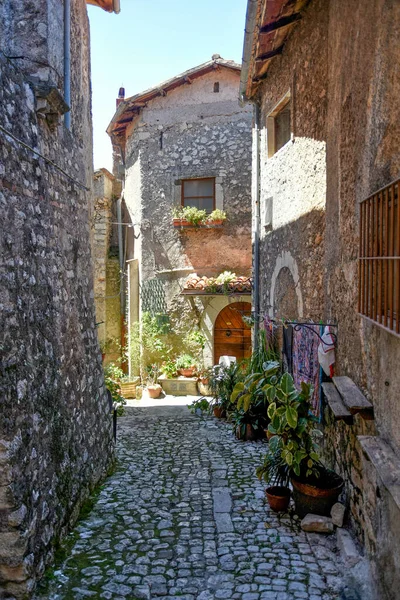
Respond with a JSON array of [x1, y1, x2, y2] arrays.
[[146, 384, 162, 399], [291, 472, 344, 518], [178, 367, 196, 378], [213, 406, 226, 419], [236, 424, 256, 441], [265, 486, 291, 512]]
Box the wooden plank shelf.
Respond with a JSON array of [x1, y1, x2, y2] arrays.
[[332, 376, 374, 419], [322, 382, 353, 423], [358, 436, 400, 511]]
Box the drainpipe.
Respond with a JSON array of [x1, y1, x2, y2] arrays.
[[253, 103, 261, 351], [117, 192, 125, 315], [63, 0, 71, 129]]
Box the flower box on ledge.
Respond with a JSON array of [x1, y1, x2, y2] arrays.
[[173, 218, 224, 229]]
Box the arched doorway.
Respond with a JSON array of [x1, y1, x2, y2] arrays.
[[214, 302, 252, 364]]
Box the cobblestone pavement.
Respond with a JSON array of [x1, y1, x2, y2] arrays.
[[35, 405, 345, 600]]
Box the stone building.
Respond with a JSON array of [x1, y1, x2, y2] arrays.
[[106, 57, 253, 371], [0, 1, 119, 597], [241, 0, 400, 598]]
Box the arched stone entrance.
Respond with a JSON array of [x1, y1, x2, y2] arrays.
[[214, 302, 252, 364]]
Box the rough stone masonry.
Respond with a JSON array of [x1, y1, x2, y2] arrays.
[[0, 2, 114, 598]]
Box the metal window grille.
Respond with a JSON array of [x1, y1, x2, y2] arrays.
[[359, 178, 400, 335]]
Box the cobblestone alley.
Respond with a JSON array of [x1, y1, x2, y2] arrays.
[[35, 404, 345, 600]]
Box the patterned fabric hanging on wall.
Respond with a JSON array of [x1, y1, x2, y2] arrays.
[[292, 324, 321, 418]]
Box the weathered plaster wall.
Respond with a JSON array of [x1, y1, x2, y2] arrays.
[[256, 0, 328, 320], [323, 2, 400, 596], [122, 68, 253, 366], [0, 2, 114, 597], [254, 0, 400, 597]]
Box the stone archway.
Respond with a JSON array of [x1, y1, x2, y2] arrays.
[[269, 250, 303, 318]]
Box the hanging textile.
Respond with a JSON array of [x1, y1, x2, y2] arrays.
[[292, 324, 321, 418], [282, 324, 293, 374], [318, 325, 336, 377]]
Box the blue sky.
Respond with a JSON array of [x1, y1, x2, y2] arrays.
[[88, 0, 248, 171]]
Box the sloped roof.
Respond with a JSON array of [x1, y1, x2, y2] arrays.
[[86, 0, 120, 13], [240, 0, 310, 101], [182, 274, 252, 296], [107, 56, 241, 139]]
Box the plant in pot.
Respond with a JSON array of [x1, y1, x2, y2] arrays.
[[175, 354, 197, 378], [230, 408, 264, 441], [208, 362, 245, 419], [207, 208, 227, 225], [230, 360, 280, 440], [160, 359, 178, 379], [256, 447, 291, 512], [103, 364, 126, 416], [144, 364, 162, 399], [188, 397, 210, 416], [265, 372, 344, 517]]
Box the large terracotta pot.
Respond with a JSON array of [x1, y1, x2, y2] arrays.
[[291, 472, 344, 518], [146, 384, 162, 399], [265, 486, 291, 512]]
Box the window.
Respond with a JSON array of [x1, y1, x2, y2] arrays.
[[214, 82, 220, 93], [359, 178, 400, 335], [267, 92, 291, 157], [182, 178, 215, 212]]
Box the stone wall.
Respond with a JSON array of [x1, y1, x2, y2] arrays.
[[0, 2, 114, 597], [256, 0, 328, 320], [254, 1, 400, 597], [121, 68, 253, 366], [92, 170, 122, 365]]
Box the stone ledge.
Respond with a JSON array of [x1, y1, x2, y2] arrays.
[[332, 376, 374, 419], [322, 382, 353, 423], [358, 435, 400, 511]]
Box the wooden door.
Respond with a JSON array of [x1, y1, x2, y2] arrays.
[[214, 302, 252, 364]]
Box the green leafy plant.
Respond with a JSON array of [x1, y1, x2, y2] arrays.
[[173, 206, 208, 226], [231, 408, 262, 439], [256, 447, 290, 488], [175, 354, 197, 369], [231, 360, 280, 413], [145, 364, 160, 385], [103, 364, 126, 416], [160, 360, 177, 379], [265, 373, 322, 479], [188, 397, 210, 414], [208, 362, 245, 411], [208, 209, 227, 222]]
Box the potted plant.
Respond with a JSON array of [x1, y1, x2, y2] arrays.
[[144, 364, 162, 399], [256, 448, 291, 512], [231, 409, 262, 441], [160, 359, 178, 379], [229, 360, 280, 439], [208, 362, 244, 419], [265, 372, 344, 517], [175, 354, 197, 377], [188, 397, 210, 416], [207, 208, 227, 226], [103, 364, 127, 415], [172, 206, 207, 227]]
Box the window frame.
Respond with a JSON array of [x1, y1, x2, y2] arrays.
[[181, 177, 216, 213], [266, 91, 291, 158], [359, 177, 400, 336]]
